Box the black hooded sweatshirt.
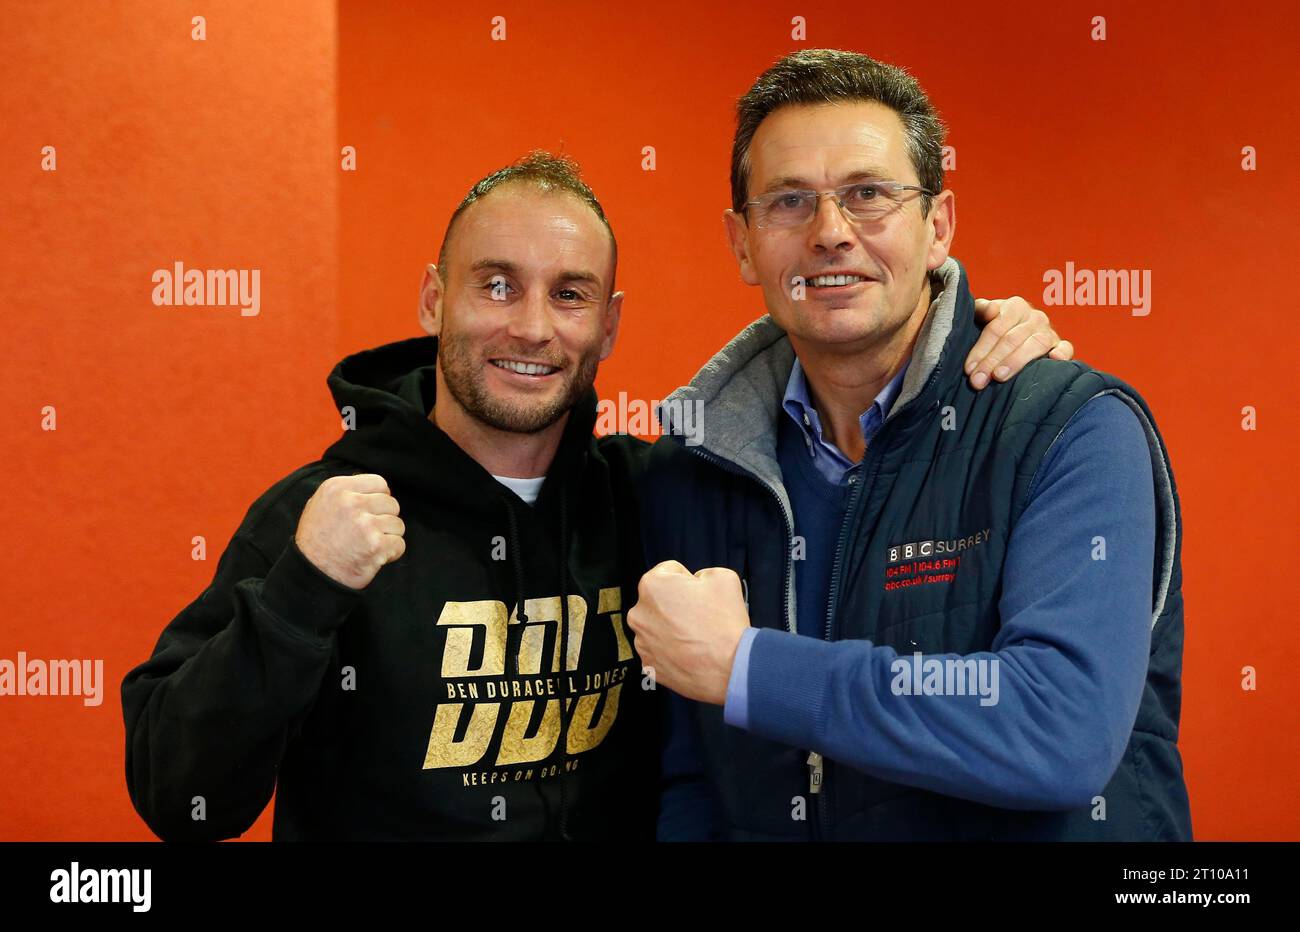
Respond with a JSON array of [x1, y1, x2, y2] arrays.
[[121, 336, 658, 841]]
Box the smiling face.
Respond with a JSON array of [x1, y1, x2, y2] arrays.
[[420, 182, 622, 436], [724, 100, 954, 358]]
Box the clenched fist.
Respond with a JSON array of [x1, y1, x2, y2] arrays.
[[626, 561, 751, 705], [294, 473, 405, 589]]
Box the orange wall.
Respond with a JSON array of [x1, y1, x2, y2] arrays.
[[2, 0, 1296, 840], [1, 0, 338, 840]]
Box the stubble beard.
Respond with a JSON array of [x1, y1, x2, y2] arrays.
[[438, 331, 599, 435]]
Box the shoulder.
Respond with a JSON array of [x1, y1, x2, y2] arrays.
[[1001, 358, 1111, 422], [1032, 392, 1154, 503], [992, 358, 1165, 517], [1057, 392, 1147, 444], [640, 435, 718, 492], [593, 433, 652, 486], [999, 357, 1162, 455], [594, 431, 651, 462], [1007, 357, 1159, 423]]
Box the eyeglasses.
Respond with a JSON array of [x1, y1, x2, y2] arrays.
[[744, 180, 935, 229]]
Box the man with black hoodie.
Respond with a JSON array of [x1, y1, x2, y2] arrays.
[[122, 153, 658, 841], [121, 150, 1067, 842]]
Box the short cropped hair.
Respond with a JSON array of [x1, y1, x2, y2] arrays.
[[438, 150, 618, 295]]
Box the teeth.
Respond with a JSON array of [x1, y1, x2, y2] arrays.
[[811, 274, 866, 287], [492, 359, 558, 376]]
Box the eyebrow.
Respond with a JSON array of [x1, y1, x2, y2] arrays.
[[468, 258, 520, 276], [467, 258, 602, 289], [556, 271, 602, 290], [759, 168, 894, 194]]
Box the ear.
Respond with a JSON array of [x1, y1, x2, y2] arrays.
[[599, 290, 624, 361], [418, 263, 445, 336], [924, 189, 956, 272], [723, 209, 761, 286]]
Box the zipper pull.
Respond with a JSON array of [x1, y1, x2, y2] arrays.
[[807, 751, 823, 795]]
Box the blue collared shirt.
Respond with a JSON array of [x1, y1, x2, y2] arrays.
[[780, 357, 909, 486], [726, 357, 910, 727]]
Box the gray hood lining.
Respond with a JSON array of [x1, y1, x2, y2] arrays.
[[658, 257, 963, 486]]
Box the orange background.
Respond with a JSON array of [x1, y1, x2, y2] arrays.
[[2, 0, 1296, 840]]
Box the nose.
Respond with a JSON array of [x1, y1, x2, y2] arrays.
[[505, 288, 555, 345], [805, 191, 855, 253]]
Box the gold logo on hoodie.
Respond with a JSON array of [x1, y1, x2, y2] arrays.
[[423, 587, 633, 774]]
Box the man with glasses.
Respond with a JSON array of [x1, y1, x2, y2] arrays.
[[628, 49, 1191, 841]]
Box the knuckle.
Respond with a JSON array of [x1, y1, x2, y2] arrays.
[[708, 566, 739, 583]]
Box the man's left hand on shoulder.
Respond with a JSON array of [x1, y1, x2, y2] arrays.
[[966, 296, 1075, 389], [626, 561, 750, 705]]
